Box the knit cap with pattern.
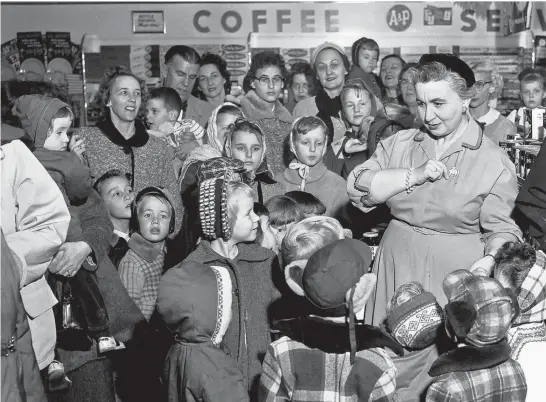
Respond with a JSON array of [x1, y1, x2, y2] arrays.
[[386, 291, 443, 350]]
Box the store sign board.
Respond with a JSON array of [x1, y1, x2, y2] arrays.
[[424, 6, 453, 26], [386, 5, 412, 32]]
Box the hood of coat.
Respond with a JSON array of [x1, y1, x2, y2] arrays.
[[13, 95, 70, 148], [157, 261, 232, 345]]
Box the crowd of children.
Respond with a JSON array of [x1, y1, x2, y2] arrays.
[[2, 34, 546, 402]]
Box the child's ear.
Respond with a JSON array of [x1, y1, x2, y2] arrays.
[[284, 260, 307, 296]]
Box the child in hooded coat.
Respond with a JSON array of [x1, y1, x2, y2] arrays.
[[158, 262, 249, 402], [493, 242, 546, 402], [12, 95, 125, 390]]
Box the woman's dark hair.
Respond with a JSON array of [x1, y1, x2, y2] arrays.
[[243, 51, 289, 93], [96, 65, 147, 119], [288, 62, 321, 97], [254, 202, 269, 244], [284, 191, 326, 217], [494, 241, 536, 290], [193, 53, 232, 101], [380, 55, 406, 99], [1, 80, 69, 126]]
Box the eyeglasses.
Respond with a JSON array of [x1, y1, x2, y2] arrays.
[[475, 80, 493, 90], [255, 76, 283, 86]]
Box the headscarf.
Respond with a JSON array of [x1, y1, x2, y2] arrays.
[[513, 250, 546, 325], [223, 118, 270, 183], [178, 102, 241, 185], [288, 117, 328, 191]]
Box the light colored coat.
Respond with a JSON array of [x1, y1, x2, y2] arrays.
[[1, 140, 70, 369]]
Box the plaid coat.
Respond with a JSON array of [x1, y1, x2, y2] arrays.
[[259, 326, 400, 402], [426, 340, 527, 402]]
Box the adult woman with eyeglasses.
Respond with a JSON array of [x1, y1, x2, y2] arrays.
[[241, 51, 293, 175], [347, 54, 522, 325], [192, 53, 232, 109], [468, 59, 516, 145]]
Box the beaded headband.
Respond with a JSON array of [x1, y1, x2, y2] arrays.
[[199, 178, 231, 241]]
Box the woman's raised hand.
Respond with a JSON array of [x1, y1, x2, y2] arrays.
[[413, 159, 449, 186], [69, 134, 86, 161]]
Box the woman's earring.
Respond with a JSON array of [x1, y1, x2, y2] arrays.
[[462, 106, 467, 114], [106, 101, 111, 107]]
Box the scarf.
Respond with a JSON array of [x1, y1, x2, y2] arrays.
[[288, 160, 310, 191], [96, 112, 149, 187], [513, 250, 546, 325], [315, 89, 342, 144], [207, 101, 240, 153]]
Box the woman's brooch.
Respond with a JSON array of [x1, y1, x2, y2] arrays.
[[448, 167, 459, 179]]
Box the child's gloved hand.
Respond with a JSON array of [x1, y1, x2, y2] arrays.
[[157, 121, 176, 134], [174, 140, 199, 159], [344, 138, 367, 154]]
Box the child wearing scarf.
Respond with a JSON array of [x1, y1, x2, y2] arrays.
[[494, 242, 546, 402], [274, 116, 350, 222], [224, 117, 285, 204]]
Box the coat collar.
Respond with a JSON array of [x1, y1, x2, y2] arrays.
[[128, 233, 165, 263], [189, 240, 274, 265], [283, 161, 327, 185], [276, 315, 404, 356], [96, 112, 149, 149], [241, 90, 293, 123], [428, 339, 511, 377], [413, 118, 483, 159]]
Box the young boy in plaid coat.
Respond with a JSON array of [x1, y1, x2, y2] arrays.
[[259, 222, 402, 402], [426, 269, 527, 402]]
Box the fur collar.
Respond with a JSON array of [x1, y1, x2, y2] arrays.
[[96, 112, 149, 149], [240, 90, 293, 123], [128, 233, 165, 263], [283, 161, 327, 185], [274, 315, 404, 356], [428, 339, 511, 377]]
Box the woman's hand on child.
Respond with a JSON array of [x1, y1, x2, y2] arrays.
[[48, 241, 92, 277], [469, 254, 496, 277], [69, 134, 86, 161], [344, 138, 368, 154]]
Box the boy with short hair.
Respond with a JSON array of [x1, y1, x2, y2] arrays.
[[93, 169, 134, 268], [13, 94, 125, 391], [146, 87, 205, 178], [119, 186, 175, 321], [507, 68, 546, 138], [260, 237, 402, 401], [426, 270, 527, 401]]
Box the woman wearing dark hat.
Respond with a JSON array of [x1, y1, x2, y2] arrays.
[[347, 54, 522, 325]]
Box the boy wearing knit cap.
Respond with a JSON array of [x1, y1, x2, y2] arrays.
[[385, 282, 445, 402], [260, 238, 402, 401], [119, 186, 175, 322], [426, 270, 527, 401], [12, 94, 125, 391]]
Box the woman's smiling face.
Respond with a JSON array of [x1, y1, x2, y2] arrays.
[[109, 75, 142, 122], [315, 48, 347, 92]]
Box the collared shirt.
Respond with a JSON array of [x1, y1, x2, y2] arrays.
[[347, 119, 522, 249], [476, 108, 500, 126], [113, 229, 130, 242]]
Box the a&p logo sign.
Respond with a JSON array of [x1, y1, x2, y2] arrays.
[[387, 5, 412, 32]]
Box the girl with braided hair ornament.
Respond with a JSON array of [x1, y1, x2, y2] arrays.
[[178, 174, 281, 398]]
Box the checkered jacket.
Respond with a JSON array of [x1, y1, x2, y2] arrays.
[[426, 357, 527, 402], [259, 336, 399, 402], [119, 235, 165, 321]]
